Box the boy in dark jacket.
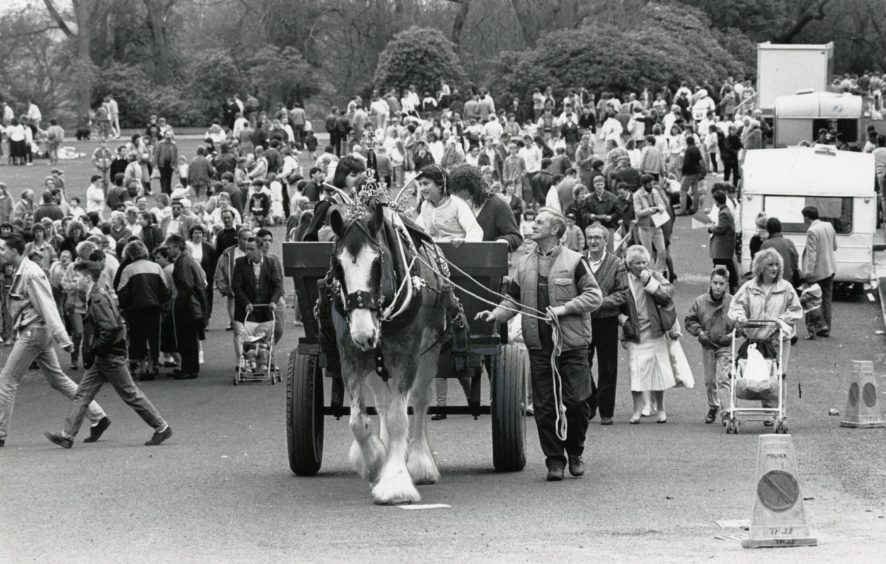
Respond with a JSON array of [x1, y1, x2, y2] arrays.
[[684, 266, 734, 424], [44, 260, 172, 448]]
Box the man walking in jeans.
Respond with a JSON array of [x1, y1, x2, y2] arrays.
[[0, 234, 108, 448], [801, 206, 837, 336], [44, 261, 172, 448]]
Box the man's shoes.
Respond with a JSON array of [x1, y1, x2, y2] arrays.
[[763, 420, 774, 427], [705, 407, 719, 424], [173, 372, 198, 380], [430, 413, 447, 421], [139, 372, 155, 381], [546, 466, 565, 481], [600, 417, 613, 426], [145, 426, 173, 446], [567, 455, 585, 477], [84, 417, 111, 443], [44, 432, 73, 449], [804, 334, 816, 340], [226, 325, 234, 331], [817, 331, 830, 338]]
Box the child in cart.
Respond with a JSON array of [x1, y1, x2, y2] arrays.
[[241, 319, 274, 374]]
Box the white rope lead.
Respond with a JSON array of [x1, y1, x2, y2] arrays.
[[414, 252, 567, 440], [546, 307, 568, 442]]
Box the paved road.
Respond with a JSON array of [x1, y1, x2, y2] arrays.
[[2, 209, 886, 563]]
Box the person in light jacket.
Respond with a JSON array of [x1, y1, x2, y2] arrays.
[[618, 244, 677, 424], [800, 206, 837, 337], [728, 248, 803, 422]]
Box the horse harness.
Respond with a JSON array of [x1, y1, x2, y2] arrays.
[[325, 208, 455, 382]]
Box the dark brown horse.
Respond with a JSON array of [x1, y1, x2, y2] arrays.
[[328, 200, 448, 504]]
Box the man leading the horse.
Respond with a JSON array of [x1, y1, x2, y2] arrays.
[[476, 208, 602, 481]]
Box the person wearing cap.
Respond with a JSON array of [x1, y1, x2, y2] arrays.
[[44, 259, 172, 448], [476, 208, 602, 481], [0, 233, 109, 448]]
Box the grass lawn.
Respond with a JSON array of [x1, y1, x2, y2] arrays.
[[0, 137, 317, 211]]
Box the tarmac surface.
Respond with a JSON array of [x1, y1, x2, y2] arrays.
[[2, 180, 886, 563]]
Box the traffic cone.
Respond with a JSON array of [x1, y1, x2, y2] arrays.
[[840, 360, 885, 428], [742, 434, 817, 549]]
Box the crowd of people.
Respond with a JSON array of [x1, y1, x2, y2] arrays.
[[0, 78, 847, 466]]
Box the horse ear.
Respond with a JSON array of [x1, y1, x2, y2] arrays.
[[368, 200, 384, 234], [330, 207, 345, 238]]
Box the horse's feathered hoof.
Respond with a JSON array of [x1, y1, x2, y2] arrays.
[[407, 441, 440, 485], [371, 467, 420, 505], [350, 438, 385, 483], [371, 483, 421, 506]]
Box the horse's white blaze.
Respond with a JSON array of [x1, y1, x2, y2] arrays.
[[339, 246, 380, 350]]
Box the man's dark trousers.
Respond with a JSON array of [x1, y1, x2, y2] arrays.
[[588, 316, 619, 419], [159, 166, 174, 195], [528, 346, 591, 469], [815, 274, 834, 333], [174, 311, 201, 375]]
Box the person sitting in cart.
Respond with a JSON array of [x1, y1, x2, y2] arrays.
[[476, 208, 602, 482], [231, 235, 283, 369], [727, 248, 802, 425]]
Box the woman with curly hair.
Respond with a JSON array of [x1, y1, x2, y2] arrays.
[[449, 164, 522, 251], [59, 219, 87, 257]]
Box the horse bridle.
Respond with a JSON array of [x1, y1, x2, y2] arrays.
[[332, 219, 387, 319]]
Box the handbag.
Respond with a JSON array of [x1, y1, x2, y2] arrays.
[[667, 337, 695, 388]]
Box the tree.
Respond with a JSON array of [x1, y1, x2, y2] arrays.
[[490, 2, 747, 104], [246, 46, 319, 107], [373, 26, 466, 96], [42, 0, 101, 119]]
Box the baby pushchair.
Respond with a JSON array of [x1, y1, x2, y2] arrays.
[[234, 304, 280, 385], [724, 320, 788, 434]]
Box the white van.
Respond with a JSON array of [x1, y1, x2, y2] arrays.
[[741, 146, 876, 287]]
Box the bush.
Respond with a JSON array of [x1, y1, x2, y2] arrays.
[[246, 45, 319, 108], [94, 62, 154, 128], [373, 26, 466, 96], [490, 2, 749, 104]]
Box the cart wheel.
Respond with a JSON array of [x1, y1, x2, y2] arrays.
[[491, 345, 527, 472], [287, 349, 324, 476]]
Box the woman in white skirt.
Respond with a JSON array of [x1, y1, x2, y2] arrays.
[[618, 245, 677, 423]]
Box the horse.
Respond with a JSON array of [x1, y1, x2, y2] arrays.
[[327, 198, 450, 504]]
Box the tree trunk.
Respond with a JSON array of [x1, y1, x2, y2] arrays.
[[773, 0, 832, 43], [144, 0, 175, 85], [510, 0, 539, 46], [450, 0, 471, 45]]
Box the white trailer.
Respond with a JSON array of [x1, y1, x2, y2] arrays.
[[741, 146, 876, 288], [757, 42, 834, 116]]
